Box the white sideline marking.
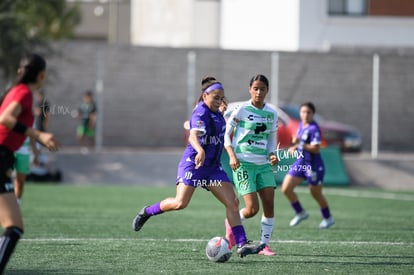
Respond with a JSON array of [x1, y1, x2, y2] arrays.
[[295, 188, 414, 201], [21, 238, 413, 246]]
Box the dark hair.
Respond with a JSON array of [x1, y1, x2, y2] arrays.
[[249, 74, 269, 89], [14, 53, 46, 86], [300, 102, 316, 113], [0, 53, 46, 105], [196, 76, 220, 103], [84, 90, 93, 97]]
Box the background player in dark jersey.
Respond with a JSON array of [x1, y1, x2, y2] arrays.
[[76, 90, 97, 152], [281, 102, 334, 229], [132, 77, 265, 258], [0, 53, 59, 273]]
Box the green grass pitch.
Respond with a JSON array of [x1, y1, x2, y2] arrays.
[[6, 184, 414, 274]]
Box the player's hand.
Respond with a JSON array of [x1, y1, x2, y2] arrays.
[[195, 150, 205, 169], [229, 156, 240, 171], [38, 132, 60, 152], [269, 154, 278, 166]]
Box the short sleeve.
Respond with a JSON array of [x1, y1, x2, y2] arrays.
[[190, 111, 207, 136], [227, 104, 242, 127], [309, 126, 321, 145], [13, 86, 32, 110]]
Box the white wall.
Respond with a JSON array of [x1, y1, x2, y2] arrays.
[[130, 0, 220, 48], [130, 0, 192, 47], [191, 0, 220, 47], [130, 0, 414, 51], [220, 0, 300, 51], [299, 0, 414, 51]]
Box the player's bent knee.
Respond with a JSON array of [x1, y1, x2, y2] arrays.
[[281, 184, 293, 195], [173, 200, 189, 210], [245, 207, 259, 218]]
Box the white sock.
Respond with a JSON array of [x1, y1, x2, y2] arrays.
[[261, 216, 274, 245], [239, 208, 246, 222]]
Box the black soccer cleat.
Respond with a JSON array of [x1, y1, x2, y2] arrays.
[[132, 206, 150, 232], [236, 241, 266, 258]]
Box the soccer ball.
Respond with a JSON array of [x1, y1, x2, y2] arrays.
[[205, 236, 232, 263]]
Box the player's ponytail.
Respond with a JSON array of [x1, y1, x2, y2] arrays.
[[14, 53, 46, 86], [0, 53, 46, 105]]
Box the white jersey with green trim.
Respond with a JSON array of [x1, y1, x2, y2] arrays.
[[226, 101, 278, 165]]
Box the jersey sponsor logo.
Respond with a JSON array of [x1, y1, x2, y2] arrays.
[[247, 114, 274, 123], [254, 123, 267, 134], [247, 139, 266, 146]]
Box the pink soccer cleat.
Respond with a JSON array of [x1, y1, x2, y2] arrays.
[[258, 245, 277, 256]]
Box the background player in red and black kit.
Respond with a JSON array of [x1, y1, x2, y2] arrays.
[[0, 53, 59, 274]]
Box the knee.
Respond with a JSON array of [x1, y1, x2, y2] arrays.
[[173, 199, 189, 210], [309, 186, 323, 199], [220, 193, 240, 213], [281, 184, 289, 195], [225, 196, 240, 213], [281, 182, 293, 195], [244, 206, 259, 218]]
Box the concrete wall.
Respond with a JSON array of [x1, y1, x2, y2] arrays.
[[42, 41, 414, 151]]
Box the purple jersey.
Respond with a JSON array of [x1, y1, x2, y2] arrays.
[[296, 121, 324, 165], [180, 101, 226, 167], [288, 121, 325, 185]]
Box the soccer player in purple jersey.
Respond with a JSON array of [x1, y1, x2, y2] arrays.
[[132, 77, 265, 257], [281, 102, 335, 229]]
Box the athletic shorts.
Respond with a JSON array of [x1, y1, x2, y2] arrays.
[[232, 162, 276, 196], [176, 163, 230, 189], [77, 125, 95, 137], [14, 152, 30, 174], [0, 146, 16, 194], [288, 159, 325, 186]]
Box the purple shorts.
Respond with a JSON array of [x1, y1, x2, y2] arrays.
[[176, 163, 230, 189], [287, 159, 325, 186]]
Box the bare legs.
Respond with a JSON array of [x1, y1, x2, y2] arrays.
[[281, 174, 329, 209], [281, 174, 334, 228]]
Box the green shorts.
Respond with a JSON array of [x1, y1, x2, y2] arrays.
[[14, 153, 30, 174], [232, 162, 276, 196], [77, 125, 95, 137]]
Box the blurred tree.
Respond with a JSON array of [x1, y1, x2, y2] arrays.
[[0, 0, 81, 85]]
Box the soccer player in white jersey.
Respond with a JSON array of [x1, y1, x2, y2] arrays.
[[224, 74, 279, 256]]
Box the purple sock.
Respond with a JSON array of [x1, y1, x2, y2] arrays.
[[291, 201, 304, 214], [145, 202, 163, 216], [321, 207, 331, 219], [231, 225, 247, 247]]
